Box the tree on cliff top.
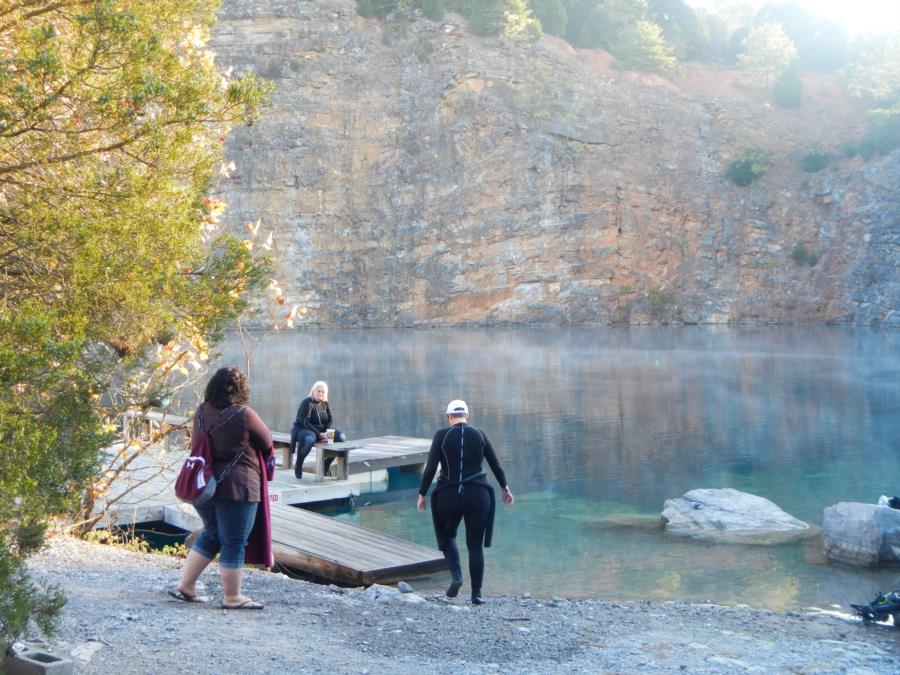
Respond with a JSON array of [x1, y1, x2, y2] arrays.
[[646, 0, 709, 60], [564, 0, 646, 51], [848, 33, 900, 157], [753, 1, 847, 72], [738, 21, 798, 87], [461, 0, 541, 39], [529, 0, 568, 37], [0, 0, 271, 647], [849, 33, 900, 103], [613, 19, 677, 74]]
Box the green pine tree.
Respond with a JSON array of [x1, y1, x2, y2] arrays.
[[613, 20, 678, 74]]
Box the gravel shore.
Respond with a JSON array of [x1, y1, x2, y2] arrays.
[[20, 536, 900, 674]]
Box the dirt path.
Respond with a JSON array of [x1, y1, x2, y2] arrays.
[[19, 536, 900, 673]]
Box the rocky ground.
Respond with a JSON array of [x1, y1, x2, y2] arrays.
[[17, 536, 900, 674]]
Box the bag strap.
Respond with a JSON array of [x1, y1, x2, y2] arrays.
[[208, 404, 248, 481], [204, 403, 245, 436], [196, 404, 247, 477]]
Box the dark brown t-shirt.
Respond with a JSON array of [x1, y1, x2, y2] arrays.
[[193, 403, 273, 502]]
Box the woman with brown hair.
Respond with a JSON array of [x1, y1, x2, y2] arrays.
[[170, 366, 275, 610]]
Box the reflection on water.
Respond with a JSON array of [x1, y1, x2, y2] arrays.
[[193, 326, 900, 610]]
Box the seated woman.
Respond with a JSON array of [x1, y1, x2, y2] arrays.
[[289, 380, 346, 479]]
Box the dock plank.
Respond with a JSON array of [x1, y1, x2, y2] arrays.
[[267, 504, 445, 585]]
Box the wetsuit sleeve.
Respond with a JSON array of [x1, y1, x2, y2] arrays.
[[244, 407, 273, 454], [418, 430, 443, 496], [482, 431, 508, 489]]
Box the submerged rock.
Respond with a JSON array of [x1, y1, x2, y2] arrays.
[[661, 488, 814, 544], [822, 502, 900, 567], [585, 513, 663, 533]]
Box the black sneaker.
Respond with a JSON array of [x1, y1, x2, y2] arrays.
[[446, 580, 462, 598], [471, 591, 485, 605]]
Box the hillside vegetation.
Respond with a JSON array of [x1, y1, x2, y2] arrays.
[[357, 0, 899, 155]]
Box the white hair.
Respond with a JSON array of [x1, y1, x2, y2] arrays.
[[309, 380, 328, 400]]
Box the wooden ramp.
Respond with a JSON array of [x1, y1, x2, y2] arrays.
[[166, 502, 445, 586], [268, 503, 445, 586]]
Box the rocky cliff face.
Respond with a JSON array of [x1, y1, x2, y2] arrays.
[[211, 0, 900, 326]]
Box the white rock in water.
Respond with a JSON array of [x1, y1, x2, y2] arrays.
[[661, 488, 812, 544], [822, 501, 900, 567]]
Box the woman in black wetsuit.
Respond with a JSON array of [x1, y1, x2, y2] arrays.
[[417, 399, 514, 605], [289, 381, 346, 479]]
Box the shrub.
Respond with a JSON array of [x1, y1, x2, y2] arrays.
[[261, 60, 282, 79], [858, 108, 900, 158], [773, 68, 803, 107], [726, 148, 767, 186], [840, 142, 858, 158], [421, 0, 445, 20], [356, 0, 412, 19], [647, 284, 675, 320], [613, 20, 678, 75], [467, 0, 506, 35], [529, 0, 567, 37], [791, 240, 819, 266], [800, 148, 830, 172], [502, 0, 542, 41], [414, 33, 434, 61], [737, 21, 797, 87]]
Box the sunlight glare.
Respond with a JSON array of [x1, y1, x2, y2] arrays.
[[797, 0, 898, 35]]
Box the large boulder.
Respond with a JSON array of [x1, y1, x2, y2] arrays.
[[822, 502, 900, 566], [661, 488, 814, 544]]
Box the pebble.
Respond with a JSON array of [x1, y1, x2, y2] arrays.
[[23, 536, 900, 674]]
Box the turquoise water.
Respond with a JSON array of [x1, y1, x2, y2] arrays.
[[202, 326, 900, 610]]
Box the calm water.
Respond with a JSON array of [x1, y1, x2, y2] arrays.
[[199, 326, 900, 610]]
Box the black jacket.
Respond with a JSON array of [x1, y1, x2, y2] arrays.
[[292, 396, 333, 434]]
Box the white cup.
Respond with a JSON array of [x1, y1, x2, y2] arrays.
[[326, 428, 335, 443]]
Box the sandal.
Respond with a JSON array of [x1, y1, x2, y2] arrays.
[[168, 589, 209, 603], [221, 599, 264, 610]]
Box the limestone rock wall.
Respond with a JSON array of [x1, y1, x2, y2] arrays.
[[211, 0, 900, 327]]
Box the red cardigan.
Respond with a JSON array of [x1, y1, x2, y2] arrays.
[[244, 450, 274, 568]]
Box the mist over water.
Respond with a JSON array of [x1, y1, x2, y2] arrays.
[[199, 326, 900, 610]]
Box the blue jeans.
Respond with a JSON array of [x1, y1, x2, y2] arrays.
[[290, 425, 345, 474], [192, 498, 258, 569]]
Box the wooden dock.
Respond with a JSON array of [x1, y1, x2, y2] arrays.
[[130, 411, 432, 475], [167, 501, 446, 586], [105, 412, 442, 584], [272, 505, 445, 585]]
